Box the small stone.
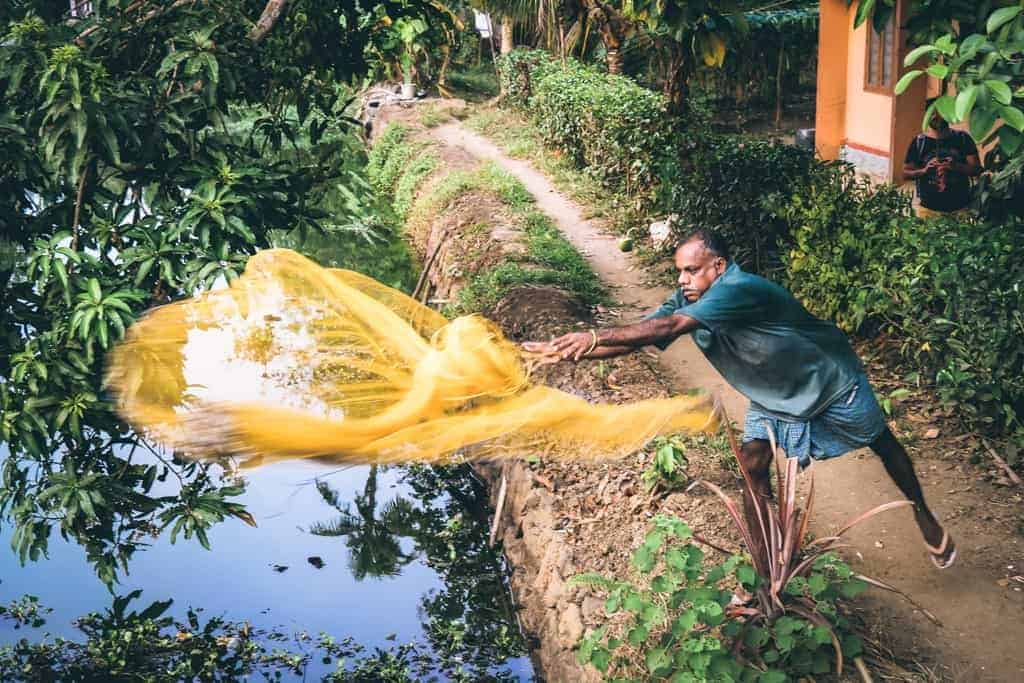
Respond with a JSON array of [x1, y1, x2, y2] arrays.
[[581, 596, 605, 622], [558, 604, 584, 646], [924, 428, 940, 439], [543, 578, 563, 608], [874, 540, 885, 549]]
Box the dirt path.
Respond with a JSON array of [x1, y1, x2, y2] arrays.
[[434, 121, 1024, 681]]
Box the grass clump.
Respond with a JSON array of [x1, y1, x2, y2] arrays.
[[443, 171, 604, 316], [409, 162, 532, 226], [419, 104, 452, 128], [393, 151, 439, 219], [366, 123, 409, 187], [375, 140, 429, 195]]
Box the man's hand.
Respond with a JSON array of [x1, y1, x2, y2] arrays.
[[550, 331, 596, 361], [521, 332, 595, 362], [521, 340, 562, 365]]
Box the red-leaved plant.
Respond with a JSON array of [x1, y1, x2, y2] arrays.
[[690, 422, 935, 675]]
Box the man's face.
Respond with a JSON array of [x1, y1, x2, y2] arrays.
[[928, 111, 949, 133], [675, 240, 727, 302]]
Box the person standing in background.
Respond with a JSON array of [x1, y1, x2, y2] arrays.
[[904, 99, 981, 219]]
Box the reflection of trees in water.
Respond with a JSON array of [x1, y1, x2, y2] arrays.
[[310, 465, 417, 580], [311, 463, 528, 678]]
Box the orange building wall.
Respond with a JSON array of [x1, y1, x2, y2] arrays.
[[844, 18, 894, 160], [815, 0, 850, 160]]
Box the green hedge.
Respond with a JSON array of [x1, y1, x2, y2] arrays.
[[497, 50, 672, 202], [661, 135, 817, 274], [495, 49, 560, 108], [779, 164, 1024, 443]]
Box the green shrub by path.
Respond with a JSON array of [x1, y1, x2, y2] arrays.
[[780, 164, 1024, 445], [661, 135, 817, 275], [495, 49, 560, 107], [572, 516, 867, 681], [496, 50, 672, 204]]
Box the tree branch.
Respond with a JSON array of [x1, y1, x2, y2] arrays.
[[71, 165, 89, 252], [77, 0, 289, 45], [248, 0, 291, 43]]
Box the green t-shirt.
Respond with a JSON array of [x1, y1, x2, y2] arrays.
[[647, 263, 862, 420]]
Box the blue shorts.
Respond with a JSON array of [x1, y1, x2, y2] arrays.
[[742, 373, 887, 468]]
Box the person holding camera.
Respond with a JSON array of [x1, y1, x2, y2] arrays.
[[904, 99, 981, 219]]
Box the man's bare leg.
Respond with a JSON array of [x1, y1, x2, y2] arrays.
[[870, 427, 953, 565], [738, 439, 774, 572]]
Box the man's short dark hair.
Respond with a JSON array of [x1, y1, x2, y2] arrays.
[[678, 229, 730, 261]]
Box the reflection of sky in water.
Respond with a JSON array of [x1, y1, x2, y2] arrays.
[[179, 282, 328, 414], [0, 451, 427, 648], [0, 446, 533, 679], [0, 291, 533, 679]]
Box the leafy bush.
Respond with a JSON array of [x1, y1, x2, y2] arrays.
[[641, 435, 690, 493], [494, 48, 559, 107], [661, 135, 817, 274], [496, 50, 672, 203], [777, 163, 914, 332], [571, 516, 868, 682], [780, 169, 1024, 441], [531, 62, 672, 200]]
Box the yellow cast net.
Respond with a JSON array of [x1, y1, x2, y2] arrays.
[[105, 249, 716, 467]]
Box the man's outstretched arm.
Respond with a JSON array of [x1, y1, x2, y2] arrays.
[[527, 314, 699, 362]]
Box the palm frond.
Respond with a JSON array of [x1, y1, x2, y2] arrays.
[[315, 478, 345, 511], [309, 510, 362, 537]]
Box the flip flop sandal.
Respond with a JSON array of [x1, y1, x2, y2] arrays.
[[925, 529, 957, 570]]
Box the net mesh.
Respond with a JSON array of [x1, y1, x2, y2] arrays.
[[105, 249, 716, 467]]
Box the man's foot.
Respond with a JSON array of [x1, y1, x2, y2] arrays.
[[924, 528, 957, 570]]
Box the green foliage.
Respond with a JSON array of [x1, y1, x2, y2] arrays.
[[0, 595, 51, 630], [776, 163, 915, 332], [780, 166, 1024, 441], [495, 48, 561, 107], [415, 162, 534, 216], [446, 62, 500, 101], [497, 50, 672, 203], [692, 6, 819, 120], [0, 588, 522, 682], [445, 175, 605, 315], [661, 134, 817, 274], [571, 515, 865, 681], [0, 1, 435, 584], [368, 125, 431, 196], [394, 151, 440, 219], [367, 123, 411, 185], [870, 1, 1024, 217], [641, 435, 690, 493], [450, 208, 605, 315], [419, 104, 453, 128]]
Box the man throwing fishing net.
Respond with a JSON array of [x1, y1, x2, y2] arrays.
[[524, 229, 956, 570]]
